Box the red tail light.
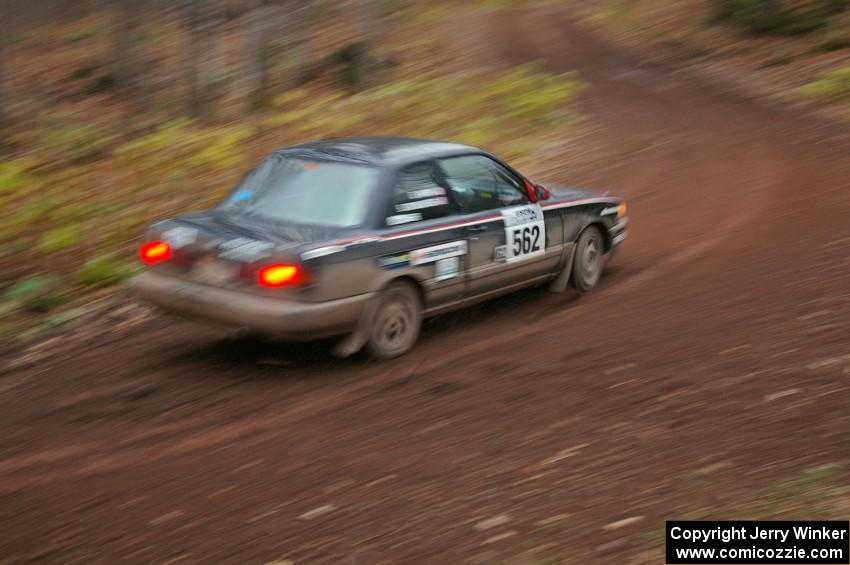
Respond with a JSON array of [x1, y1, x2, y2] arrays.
[[140, 240, 172, 264], [257, 263, 306, 287]]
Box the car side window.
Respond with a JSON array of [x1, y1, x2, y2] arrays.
[[387, 162, 451, 226], [437, 155, 529, 214]]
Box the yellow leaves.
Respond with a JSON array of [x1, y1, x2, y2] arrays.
[[114, 120, 253, 175], [263, 66, 582, 157], [39, 224, 83, 253], [0, 158, 42, 197], [187, 126, 254, 171], [298, 65, 585, 155], [258, 66, 583, 158], [3, 63, 584, 309], [798, 66, 850, 104], [270, 88, 314, 108]]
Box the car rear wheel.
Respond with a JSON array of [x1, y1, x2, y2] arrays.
[[571, 226, 605, 292], [366, 280, 422, 359]]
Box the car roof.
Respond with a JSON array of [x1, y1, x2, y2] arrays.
[[274, 136, 484, 167]]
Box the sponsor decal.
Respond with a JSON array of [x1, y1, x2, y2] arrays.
[[493, 245, 507, 262], [501, 204, 545, 263], [409, 240, 468, 266], [434, 257, 460, 282], [218, 237, 274, 261], [230, 189, 255, 202], [387, 213, 423, 226], [395, 196, 449, 213], [162, 226, 197, 249], [378, 253, 410, 270], [408, 186, 446, 200], [501, 203, 543, 227]]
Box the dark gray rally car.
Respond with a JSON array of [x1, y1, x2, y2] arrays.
[[132, 137, 628, 358]]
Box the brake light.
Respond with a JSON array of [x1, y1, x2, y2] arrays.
[[257, 263, 305, 287], [140, 240, 172, 264]]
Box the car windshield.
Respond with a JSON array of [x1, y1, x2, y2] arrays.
[[222, 155, 379, 228]]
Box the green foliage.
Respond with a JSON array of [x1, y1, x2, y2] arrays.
[[265, 65, 583, 162], [757, 463, 844, 519], [0, 158, 40, 196], [114, 119, 253, 176], [46, 308, 85, 328], [39, 224, 83, 253], [186, 126, 254, 171], [2, 274, 65, 313], [77, 253, 134, 287], [68, 26, 102, 42], [798, 66, 850, 102], [41, 123, 112, 163], [710, 0, 848, 35], [3, 61, 584, 335]]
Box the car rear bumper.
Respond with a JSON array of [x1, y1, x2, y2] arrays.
[[131, 270, 374, 339]]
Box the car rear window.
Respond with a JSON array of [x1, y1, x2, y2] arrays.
[[223, 155, 379, 228]]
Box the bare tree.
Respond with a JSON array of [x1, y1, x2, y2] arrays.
[[187, 0, 218, 118], [351, 0, 385, 90], [243, 1, 283, 111], [288, 0, 315, 86], [114, 0, 145, 107], [0, 0, 12, 129]]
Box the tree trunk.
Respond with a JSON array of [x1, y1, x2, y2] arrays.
[[114, 0, 145, 108], [287, 0, 315, 86], [352, 0, 385, 90], [187, 0, 218, 118], [243, 3, 282, 112], [0, 1, 11, 130]]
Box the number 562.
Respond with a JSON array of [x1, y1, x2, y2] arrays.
[[512, 225, 541, 256]]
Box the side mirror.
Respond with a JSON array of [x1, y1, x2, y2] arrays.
[[535, 184, 551, 201]]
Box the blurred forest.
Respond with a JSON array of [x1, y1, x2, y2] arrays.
[[0, 0, 583, 345], [0, 0, 390, 126], [1, 0, 849, 347]]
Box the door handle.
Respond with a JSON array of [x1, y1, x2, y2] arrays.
[[469, 225, 488, 233]]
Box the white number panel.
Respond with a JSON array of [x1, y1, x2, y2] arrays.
[[502, 204, 545, 263]]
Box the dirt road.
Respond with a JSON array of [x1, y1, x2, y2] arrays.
[[1, 8, 849, 564]]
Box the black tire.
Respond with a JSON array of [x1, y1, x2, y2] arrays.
[[571, 226, 605, 292], [366, 280, 422, 359]]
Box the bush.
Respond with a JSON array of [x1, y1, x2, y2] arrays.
[[257, 65, 582, 165], [798, 66, 850, 102], [2, 274, 66, 313], [711, 0, 848, 35], [39, 224, 82, 253], [77, 253, 135, 287], [0, 158, 40, 196], [40, 122, 112, 163]]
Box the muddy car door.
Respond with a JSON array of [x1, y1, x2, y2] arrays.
[[436, 154, 561, 297], [377, 161, 467, 309]]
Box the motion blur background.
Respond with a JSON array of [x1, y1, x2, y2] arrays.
[[1, 0, 850, 563], [1, 0, 849, 343]]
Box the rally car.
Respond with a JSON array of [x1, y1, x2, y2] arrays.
[[132, 137, 628, 358]]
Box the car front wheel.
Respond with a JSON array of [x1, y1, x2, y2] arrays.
[[367, 280, 422, 359], [571, 226, 605, 292]]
